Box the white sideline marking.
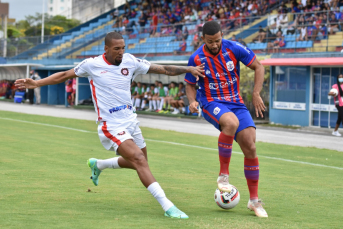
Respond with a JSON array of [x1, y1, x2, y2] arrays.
[[1, 117, 342, 171]]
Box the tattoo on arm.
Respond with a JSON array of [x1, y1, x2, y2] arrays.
[[148, 64, 189, 76]]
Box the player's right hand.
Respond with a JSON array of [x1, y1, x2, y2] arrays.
[[189, 101, 199, 113], [15, 78, 38, 89]]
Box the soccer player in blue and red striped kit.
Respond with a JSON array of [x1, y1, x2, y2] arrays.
[[185, 21, 268, 217]]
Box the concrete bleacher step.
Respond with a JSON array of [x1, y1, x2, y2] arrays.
[[36, 18, 114, 59], [327, 32, 343, 46]]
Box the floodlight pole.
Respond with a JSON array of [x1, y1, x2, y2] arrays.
[[41, 0, 45, 43]]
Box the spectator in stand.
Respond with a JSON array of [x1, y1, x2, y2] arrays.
[[238, 37, 247, 46], [183, 26, 189, 40], [174, 38, 187, 54], [138, 13, 148, 33], [276, 10, 289, 32], [267, 31, 284, 53], [328, 13, 340, 35], [297, 24, 308, 41], [71, 78, 76, 107], [252, 26, 266, 43], [231, 34, 237, 41]]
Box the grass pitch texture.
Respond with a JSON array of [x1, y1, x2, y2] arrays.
[[0, 111, 342, 228]]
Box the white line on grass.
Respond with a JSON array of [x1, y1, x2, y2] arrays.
[[1, 117, 342, 171]]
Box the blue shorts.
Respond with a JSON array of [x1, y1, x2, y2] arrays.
[[202, 101, 255, 140]]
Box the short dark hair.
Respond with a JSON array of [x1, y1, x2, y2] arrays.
[[202, 21, 222, 37], [105, 31, 123, 46]]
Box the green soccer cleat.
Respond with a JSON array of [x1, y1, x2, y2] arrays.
[[87, 158, 102, 186], [164, 206, 189, 219]]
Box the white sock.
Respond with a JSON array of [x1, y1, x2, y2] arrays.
[[153, 100, 157, 110], [135, 98, 141, 108], [141, 100, 146, 109], [156, 100, 160, 109], [96, 157, 121, 170], [159, 98, 164, 110], [149, 100, 152, 109], [181, 107, 185, 113], [147, 182, 174, 212]]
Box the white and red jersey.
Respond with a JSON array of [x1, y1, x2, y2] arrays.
[[74, 53, 151, 126]]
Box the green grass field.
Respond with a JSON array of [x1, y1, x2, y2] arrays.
[[0, 110, 342, 229]]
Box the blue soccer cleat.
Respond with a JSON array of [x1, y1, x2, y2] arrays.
[[164, 205, 189, 219], [87, 158, 102, 186]]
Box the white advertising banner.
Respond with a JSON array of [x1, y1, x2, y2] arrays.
[[273, 102, 306, 110], [311, 104, 338, 112]]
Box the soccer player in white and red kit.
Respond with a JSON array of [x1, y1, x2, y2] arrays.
[[15, 32, 205, 219]]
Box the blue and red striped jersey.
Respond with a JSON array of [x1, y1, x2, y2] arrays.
[[184, 39, 256, 107]]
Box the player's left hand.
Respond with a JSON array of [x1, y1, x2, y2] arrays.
[[252, 92, 266, 118], [189, 63, 205, 81]]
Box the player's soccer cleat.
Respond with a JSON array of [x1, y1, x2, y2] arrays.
[[164, 205, 189, 219], [217, 174, 232, 192], [87, 158, 102, 186], [247, 199, 268, 217], [332, 131, 341, 137]]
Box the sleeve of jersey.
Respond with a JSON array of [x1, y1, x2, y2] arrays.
[[236, 44, 256, 67], [134, 56, 151, 75], [74, 59, 91, 78], [184, 56, 197, 85]]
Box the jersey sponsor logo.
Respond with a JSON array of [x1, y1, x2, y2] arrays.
[[212, 92, 240, 101], [74, 59, 88, 74], [213, 107, 221, 115], [109, 105, 132, 113], [226, 61, 235, 71], [117, 131, 126, 136], [215, 73, 220, 78], [205, 69, 211, 75], [222, 52, 230, 56], [121, 68, 129, 76], [209, 77, 237, 90], [100, 70, 108, 74]]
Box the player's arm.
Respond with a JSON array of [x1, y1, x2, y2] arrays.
[[15, 69, 77, 90], [186, 83, 199, 113], [147, 63, 205, 80], [248, 58, 266, 118]]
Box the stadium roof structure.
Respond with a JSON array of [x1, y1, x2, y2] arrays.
[[260, 57, 343, 66]]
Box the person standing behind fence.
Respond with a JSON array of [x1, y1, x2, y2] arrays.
[[33, 72, 41, 105], [328, 74, 343, 137], [28, 70, 35, 104]]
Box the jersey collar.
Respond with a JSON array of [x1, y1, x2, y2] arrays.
[[102, 53, 120, 66], [202, 44, 222, 58]]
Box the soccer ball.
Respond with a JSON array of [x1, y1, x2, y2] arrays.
[[214, 186, 240, 209]]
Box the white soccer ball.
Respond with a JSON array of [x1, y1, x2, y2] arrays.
[[330, 88, 338, 96], [214, 186, 240, 209]]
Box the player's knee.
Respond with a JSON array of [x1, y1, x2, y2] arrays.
[[220, 118, 239, 132], [129, 152, 148, 168]]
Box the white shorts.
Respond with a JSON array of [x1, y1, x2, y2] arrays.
[[97, 121, 146, 154]]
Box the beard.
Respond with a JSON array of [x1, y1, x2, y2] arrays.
[[205, 44, 221, 55]]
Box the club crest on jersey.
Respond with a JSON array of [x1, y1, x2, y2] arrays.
[[213, 107, 221, 115], [121, 68, 129, 76], [205, 69, 211, 76], [117, 131, 126, 136], [226, 61, 235, 71]]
